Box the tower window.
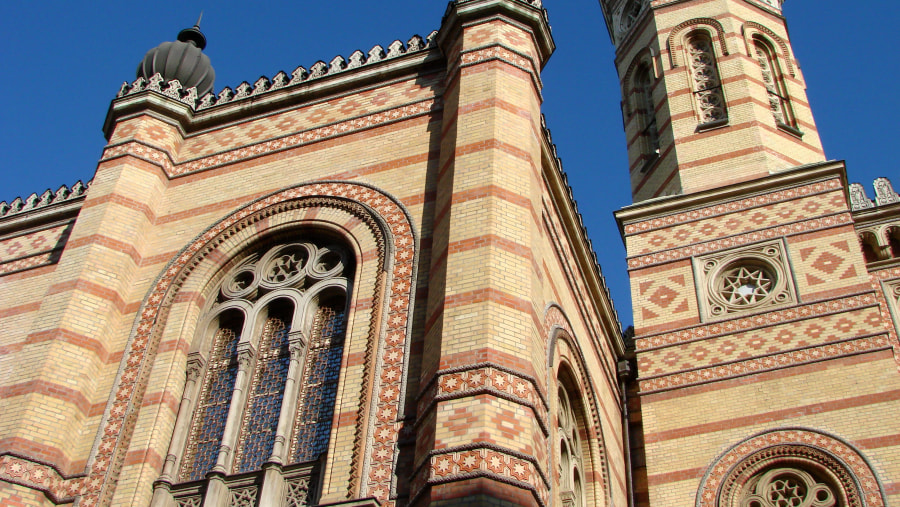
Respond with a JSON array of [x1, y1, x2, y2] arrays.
[[753, 37, 796, 129], [686, 32, 728, 126], [634, 64, 660, 162]]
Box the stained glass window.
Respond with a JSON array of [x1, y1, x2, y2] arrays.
[[235, 311, 292, 472], [291, 302, 347, 463], [180, 314, 242, 481]]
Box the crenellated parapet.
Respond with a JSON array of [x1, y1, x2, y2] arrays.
[[850, 177, 900, 211], [115, 32, 439, 112], [0, 180, 90, 220], [851, 177, 900, 265]]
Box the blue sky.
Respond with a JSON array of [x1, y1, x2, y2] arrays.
[[1, 1, 897, 327]]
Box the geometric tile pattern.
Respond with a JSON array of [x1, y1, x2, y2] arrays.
[[638, 334, 890, 393], [0, 182, 417, 506], [697, 429, 886, 507], [0, 455, 86, 504], [638, 305, 883, 376], [0, 223, 72, 276], [791, 237, 864, 294], [633, 264, 696, 331], [101, 99, 440, 178], [629, 189, 846, 254], [636, 292, 878, 350], [627, 213, 854, 269], [412, 444, 550, 507], [622, 178, 843, 236]]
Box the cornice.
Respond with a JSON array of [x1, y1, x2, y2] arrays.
[[614, 160, 849, 232]]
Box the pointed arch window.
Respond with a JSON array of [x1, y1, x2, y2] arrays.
[[685, 31, 728, 127], [557, 379, 586, 507], [753, 36, 797, 131], [156, 238, 354, 507], [634, 64, 660, 162]]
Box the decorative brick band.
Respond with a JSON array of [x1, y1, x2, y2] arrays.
[[639, 334, 891, 393], [627, 212, 853, 268], [417, 363, 549, 435], [0, 454, 85, 503], [410, 444, 550, 507], [100, 99, 440, 178], [637, 292, 879, 350], [623, 178, 842, 235], [697, 428, 887, 507]]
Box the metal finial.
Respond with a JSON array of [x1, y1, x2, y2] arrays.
[[195, 11, 203, 28]]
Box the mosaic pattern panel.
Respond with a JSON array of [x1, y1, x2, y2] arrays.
[[291, 305, 347, 463]]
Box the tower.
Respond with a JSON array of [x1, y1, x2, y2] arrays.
[[607, 0, 900, 505]]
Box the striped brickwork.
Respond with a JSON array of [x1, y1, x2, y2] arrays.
[[614, 0, 825, 201], [617, 162, 900, 506], [0, 1, 626, 506]]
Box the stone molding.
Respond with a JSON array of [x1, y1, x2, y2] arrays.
[[0, 182, 419, 505], [696, 428, 887, 507]]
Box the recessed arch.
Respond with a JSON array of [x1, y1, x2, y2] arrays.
[[668, 18, 729, 68], [82, 181, 419, 506]]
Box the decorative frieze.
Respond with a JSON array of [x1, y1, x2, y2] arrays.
[[115, 32, 439, 111], [0, 180, 89, 219]]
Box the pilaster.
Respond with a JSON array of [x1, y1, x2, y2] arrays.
[[415, 1, 554, 505]]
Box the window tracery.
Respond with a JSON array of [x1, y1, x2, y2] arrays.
[[159, 238, 354, 506], [740, 467, 838, 507], [686, 32, 728, 125], [557, 382, 585, 507]]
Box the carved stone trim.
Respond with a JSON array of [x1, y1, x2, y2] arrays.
[[694, 239, 797, 321], [0, 180, 90, 220], [696, 428, 887, 507], [743, 22, 795, 76], [667, 18, 729, 68]]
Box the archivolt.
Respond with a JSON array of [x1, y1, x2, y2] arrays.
[[83, 181, 418, 506]]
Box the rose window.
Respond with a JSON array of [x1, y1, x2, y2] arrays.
[[720, 264, 774, 306], [741, 468, 837, 507]]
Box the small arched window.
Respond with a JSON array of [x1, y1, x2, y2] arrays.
[[157, 238, 354, 506], [634, 64, 660, 159], [888, 227, 900, 258], [685, 31, 728, 126], [753, 37, 795, 129]]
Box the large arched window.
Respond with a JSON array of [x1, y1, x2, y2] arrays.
[[155, 238, 354, 506]]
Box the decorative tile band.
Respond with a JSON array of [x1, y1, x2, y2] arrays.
[[622, 178, 842, 235], [638, 334, 891, 393], [100, 98, 440, 178], [0, 454, 85, 503], [411, 444, 550, 507], [627, 212, 853, 268], [636, 292, 878, 350], [418, 363, 549, 435]]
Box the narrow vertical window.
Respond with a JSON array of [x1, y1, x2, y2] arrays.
[[180, 311, 244, 481], [290, 295, 348, 463], [686, 32, 727, 125], [635, 65, 660, 158], [753, 38, 795, 128], [558, 384, 584, 507]]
